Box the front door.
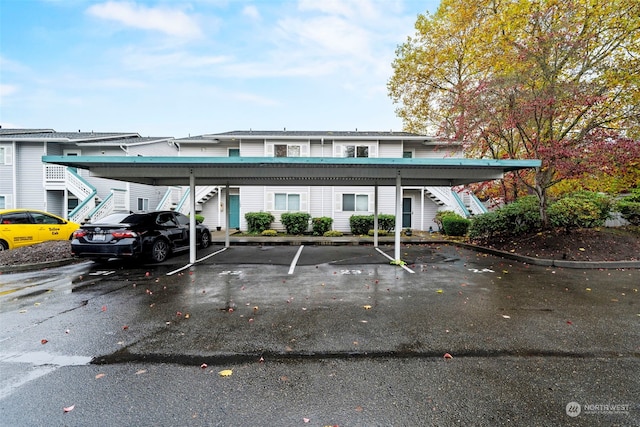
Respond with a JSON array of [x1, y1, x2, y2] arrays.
[[229, 195, 240, 229], [402, 197, 412, 228]]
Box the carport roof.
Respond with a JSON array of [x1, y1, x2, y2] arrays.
[[42, 155, 541, 187]]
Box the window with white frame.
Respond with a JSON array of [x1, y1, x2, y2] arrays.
[[137, 197, 149, 212], [0, 147, 4, 165], [342, 194, 369, 212], [333, 143, 377, 158], [274, 144, 301, 157], [274, 193, 300, 211], [0, 195, 5, 209]]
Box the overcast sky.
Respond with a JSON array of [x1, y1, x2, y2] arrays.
[[1, 0, 440, 138]]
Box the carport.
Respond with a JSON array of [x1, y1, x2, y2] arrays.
[[41, 155, 540, 265]]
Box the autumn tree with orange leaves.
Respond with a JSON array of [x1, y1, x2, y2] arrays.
[[389, 0, 640, 226]]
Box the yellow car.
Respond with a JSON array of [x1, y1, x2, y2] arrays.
[[0, 209, 81, 251]]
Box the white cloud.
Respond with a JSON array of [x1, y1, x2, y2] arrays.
[[0, 84, 19, 97], [86, 1, 203, 39], [242, 5, 261, 21]]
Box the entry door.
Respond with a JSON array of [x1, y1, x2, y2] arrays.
[[402, 197, 412, 228], [229, 195, 240, 229]]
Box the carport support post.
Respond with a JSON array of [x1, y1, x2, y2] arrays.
[[225, 183, 230, 248], [394, 172, 402, 262], [189, 170, 196, 264], [374, 184, 379, 247]]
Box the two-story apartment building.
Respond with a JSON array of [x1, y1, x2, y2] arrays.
[[170, 130, 487, 233], [0, 128, 177, 222], [2, 128, 487, 232]]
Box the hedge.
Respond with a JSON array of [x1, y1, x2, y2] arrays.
[[280, 212, 311, 235], [244, 212, 274, 233]]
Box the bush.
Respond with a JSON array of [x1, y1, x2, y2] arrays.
[[350, 214, 395, 235], [312, 216, 333, 236], [498, 196, 542, 235], [434, 210, 457, 232], [442, 216, 470, 236], [616, 189, 640, 225], [324, 230, 343, 237], [377, 214, 395, 232], [349, 215, 373, 235], [280, 212, 311, 234], [244, 212, 274, 233], [468, 211, 502, 239], [261, 229, 278, 236], [549, 191, 612, 232]]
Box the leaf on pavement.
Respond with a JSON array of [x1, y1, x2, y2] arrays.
[[63, 405, 75, 413], [135, 369, 147, 375], [362, 305, 372, 310], [41, 339, 48, 344], [443, 353, 453, 360], [95, 373, 106, 379], [218, 369, 233, 377]]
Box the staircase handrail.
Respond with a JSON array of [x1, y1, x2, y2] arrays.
[[69, 189, 97, 223], [65, 167, 96, 199]]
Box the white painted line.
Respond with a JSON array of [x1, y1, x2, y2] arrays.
[[375, 247, 415, 273], [166, 247, 229, 275], [197, 247, 228, 262], [166, 264, 193, 276], [288, 245, 304, 274]]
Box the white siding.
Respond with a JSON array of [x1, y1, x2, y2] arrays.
[[16, 143, 46, 209], [240, 186, 265, 230], [378, 141, 401, 157], [241, 141, 264, 156]]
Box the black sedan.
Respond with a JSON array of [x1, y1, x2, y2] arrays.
[[71, 211, 211, 263]]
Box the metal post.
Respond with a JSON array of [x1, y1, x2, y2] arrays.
[[189, 170, 196, 264], [225, 183, 230, 248], [374, 184, 379, 248], [395, 172, 402, 262]]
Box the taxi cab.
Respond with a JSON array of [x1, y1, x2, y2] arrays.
[[0, 209, 81, 251]]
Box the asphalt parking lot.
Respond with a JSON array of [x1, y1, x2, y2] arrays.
[[0, 242, 638, 426]]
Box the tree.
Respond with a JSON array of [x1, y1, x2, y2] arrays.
[[389, 0, 640, 226]]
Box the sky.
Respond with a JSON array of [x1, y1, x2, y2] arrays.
[[0, 0, 441, 138]]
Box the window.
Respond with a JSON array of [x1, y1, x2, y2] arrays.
[[0, 196, 4, 209], [403, 151, 413, 158], [274, 193, 300, 211], [31, 212, 64, 224], [342, 194, 369, 212], [274, 144, 301, 157], [228, 148, 240, 157], [344, 145, 368, 158], [137, 198, 149, 211], [0, 147, 4, 165]]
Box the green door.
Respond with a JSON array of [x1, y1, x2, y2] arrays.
[[229, 195, 240, 229]]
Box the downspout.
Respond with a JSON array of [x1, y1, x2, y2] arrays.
[[421, 187, 425, 231], [321, 138, 324, 217], [12, 141, 16, 209]]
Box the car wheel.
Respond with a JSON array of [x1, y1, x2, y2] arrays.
[[200, 231, 211, 248], [150, 239, 170, 263], [0, 240, 8, 251]]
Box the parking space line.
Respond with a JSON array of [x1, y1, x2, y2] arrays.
[[288, 245, 304, 274], [375, 247, 415, 273], [166, 247, 228, 276]]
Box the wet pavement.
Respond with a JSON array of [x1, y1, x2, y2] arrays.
[[0, 242, 638, 426]]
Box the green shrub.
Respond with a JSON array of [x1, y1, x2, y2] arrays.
[[434, 210, 457, 233], [349, 215, 374, 235], [244, 212, 274, 233], [324, 230, 344, 237], [468, 211, 502, 239], [442, 216, 471, 236], [188, 214, 205, 224], [367, 229, 389, 236], [349, 214, 395, 235], [549, 191, 612, 232], [616, 189, 640, 225], [280, 212, 311, 234], [498, 196, 542, 235], [377, 214, 395, 232], [312, 216, 333, 236], [261, 229, 278, 236]]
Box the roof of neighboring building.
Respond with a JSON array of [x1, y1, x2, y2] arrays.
[[176, 130, 457, 145], [0, 129, 171, 145]]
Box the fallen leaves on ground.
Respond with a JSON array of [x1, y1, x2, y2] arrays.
[[218, 369, 233, 377], [63, 405, 75, 413]]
